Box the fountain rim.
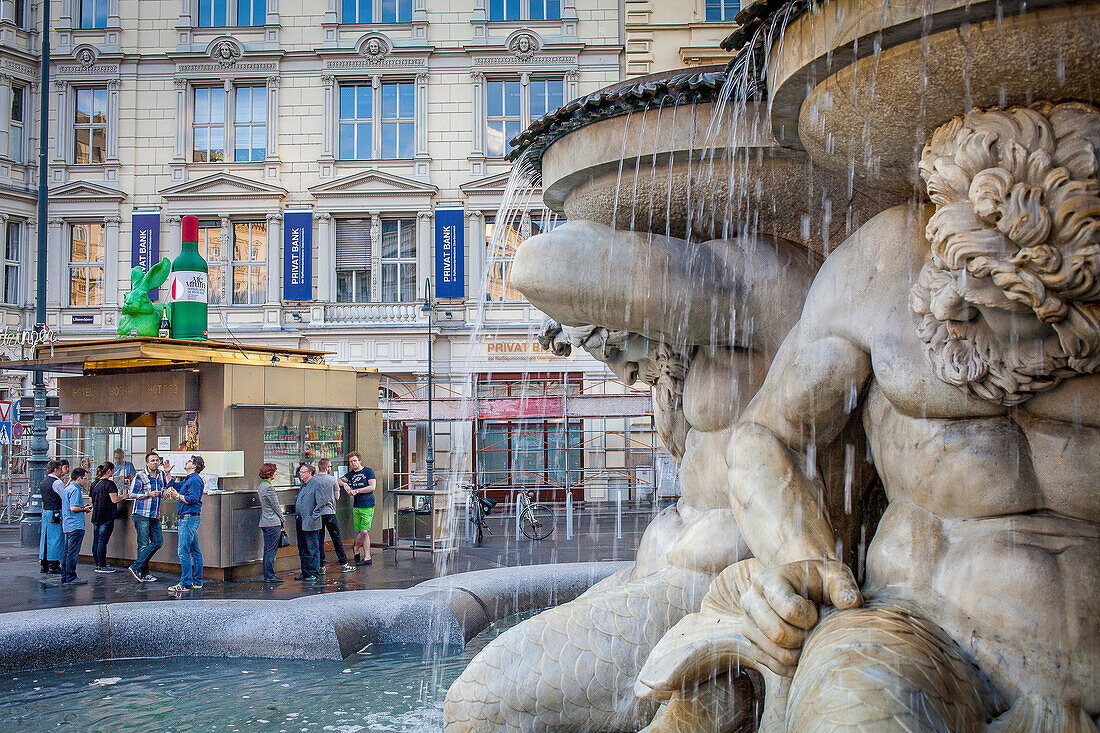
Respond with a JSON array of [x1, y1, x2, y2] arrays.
[[506, 65, 741, 174]]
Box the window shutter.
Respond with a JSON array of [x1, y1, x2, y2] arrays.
[[336, 219, 372, 269]]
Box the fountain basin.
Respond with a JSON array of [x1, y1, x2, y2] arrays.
[[0, 561, 625, 673], [766, 0, 1100, 197], [534, 67, 897, 253]]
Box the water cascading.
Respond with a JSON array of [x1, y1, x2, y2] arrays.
[[445, 0, 1100, 731]]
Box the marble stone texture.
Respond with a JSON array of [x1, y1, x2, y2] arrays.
[[0, 561, 625, 672]]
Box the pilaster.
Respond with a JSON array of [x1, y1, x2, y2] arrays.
[[315, 212, 332, 302], [416, 210, 432, 299], [103, 215, 121, 305], [265, 211, 281, 305]]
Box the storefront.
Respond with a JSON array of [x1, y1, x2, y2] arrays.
[[12, 337, 382, 578]]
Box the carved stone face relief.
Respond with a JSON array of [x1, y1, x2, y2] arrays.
[[362, 37, 389, 63], [511, 33, 538, 60], [911, 102, 1100, 405], [77, 49, 96, 69], [211, 41, 241, 68]]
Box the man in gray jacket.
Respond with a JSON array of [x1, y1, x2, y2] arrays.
[[293, 463, 322, 581], [315, 458, 354, 574]]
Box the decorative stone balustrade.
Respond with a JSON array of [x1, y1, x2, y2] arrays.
[[324, 302, 426, 324]]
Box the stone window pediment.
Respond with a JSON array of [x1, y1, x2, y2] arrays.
[[49, 179, 127, 206], [159, 171, 285, 215], [308, 167, 436, 212]]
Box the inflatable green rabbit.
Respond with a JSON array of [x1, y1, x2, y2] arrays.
[[117, 257, 172, 338]]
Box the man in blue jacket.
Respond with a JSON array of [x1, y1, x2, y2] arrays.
[[168, 455, 205, 593]]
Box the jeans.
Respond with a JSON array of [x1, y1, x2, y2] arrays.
[[177, 514, 203, 587], [61, 529, 85, 582], [39, 513, 62, 563], [295, 515, 320, 577], [318, 513, 348, 565], [92, 520, 114, 568], [261, 525, 282, 580], [131, 515, 163, 576]]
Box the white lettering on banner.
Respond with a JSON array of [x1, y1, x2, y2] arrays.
[[290, 228, 302, 285], [442, 225, 454, 283], [167, 271, 208, 303]]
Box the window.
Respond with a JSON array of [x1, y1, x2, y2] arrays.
[[193, 85, 266, 163], [197, 0, 265, 27], [69, 223, 104, 306], [705, 0, 739, 21], [339, 82, 414, 160], [335, 219, 372, 303], [193, 87, 226, 162], [485, 212, 561, 301], [342, 0, 411, 23], [3, 0, 26, 29], [197, 222, 226, 304], [9, 84, 24, 163], [234, 86, 267, 162], [3, 220, 20, 305], [486, 78, 563, 158], [380, 83, 414, 159], [380, 219, 415, 302], [232, 221, 266, 305], [74, 88, 107, 164], [237, 0, 266, 26], [80, 0, 108, 28], [488, 0, 559, 21]]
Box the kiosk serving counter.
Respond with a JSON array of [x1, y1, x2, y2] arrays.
[[21, 338, 383, 579]]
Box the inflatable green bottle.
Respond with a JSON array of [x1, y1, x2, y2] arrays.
[[168, 215, 209, 340]]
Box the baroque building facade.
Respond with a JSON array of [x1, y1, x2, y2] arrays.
[[0, 0, 737, 500]]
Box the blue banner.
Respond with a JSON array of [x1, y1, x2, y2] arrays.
[[131, 211, 161, 299], [435, 209, 464, 298], [283, 209, 313, 300]]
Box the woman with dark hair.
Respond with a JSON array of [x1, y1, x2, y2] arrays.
[[90, 462, 125, 573], [167, 455, 205, 593], [257, 463, 284, 584]]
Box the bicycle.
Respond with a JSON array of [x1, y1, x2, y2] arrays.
[[465, 484, 496, 545], [1, 486, 28, 524], [515, 489, 554, 540]]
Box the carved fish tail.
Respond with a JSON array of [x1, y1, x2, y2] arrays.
[[443, 567, 714, 733], [985, 695, 1098, 733]]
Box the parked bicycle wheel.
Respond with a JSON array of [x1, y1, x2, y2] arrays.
[[470, 497, 485, 545], [520, 504, 554, 540]]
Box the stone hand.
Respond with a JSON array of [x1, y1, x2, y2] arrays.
[[739, 559, 862, 653]]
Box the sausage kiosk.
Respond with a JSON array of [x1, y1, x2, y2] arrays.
[[17, 337, 382, 578]]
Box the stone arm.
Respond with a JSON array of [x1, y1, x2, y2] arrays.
[[728, 323, 873, 567]]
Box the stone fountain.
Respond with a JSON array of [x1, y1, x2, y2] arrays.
[[445, 1, 1100, 731]]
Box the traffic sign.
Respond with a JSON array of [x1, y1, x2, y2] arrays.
[[12, 422, 22, 440], [0, 401, 10, 422], [0, 422, 11, 445]]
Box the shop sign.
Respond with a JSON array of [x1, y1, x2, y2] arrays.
[[283, 209, 313, 300], [435, 209, 464, 298], [484, 340, 558, 360], [71, 315, 95, 325], [59, 371, 199, 414], [131, 211, 161, 300]]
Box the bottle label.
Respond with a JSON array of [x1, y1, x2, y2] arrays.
[[168, 270, 208, 303]]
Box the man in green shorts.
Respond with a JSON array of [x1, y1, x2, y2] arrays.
[[339, 451, 376, 565]]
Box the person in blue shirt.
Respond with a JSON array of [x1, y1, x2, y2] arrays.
[[168, 455, 205, 593], [60, 468, 93, 585]]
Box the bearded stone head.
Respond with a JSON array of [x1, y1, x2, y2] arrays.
[[367, 38, 381, 56], [911, 102, 1100, 405]]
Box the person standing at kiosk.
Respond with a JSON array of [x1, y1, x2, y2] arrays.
[[294, 463, 322, 581], [339, 452, 375, 566], [128, 451, 178, 583], [38, 460, 66, 574]]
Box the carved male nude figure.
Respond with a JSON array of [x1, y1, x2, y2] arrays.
[[641, 104, 1100, 731]]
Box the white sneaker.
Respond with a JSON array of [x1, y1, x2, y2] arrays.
[[141, 574, 158, 583], [340, 563, 355, 573], [94, 567, 116, 573]]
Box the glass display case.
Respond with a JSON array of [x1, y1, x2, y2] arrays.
[[263, 410, 351, 481]]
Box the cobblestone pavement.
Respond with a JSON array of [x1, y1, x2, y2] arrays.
[[0, 502, 660, 613]]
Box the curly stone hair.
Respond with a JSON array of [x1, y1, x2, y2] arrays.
[[912, 102, 1100, 404]]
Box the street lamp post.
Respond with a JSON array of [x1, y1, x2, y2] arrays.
[[422, 278, 434, 491], [22, 0, 52, 545]]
